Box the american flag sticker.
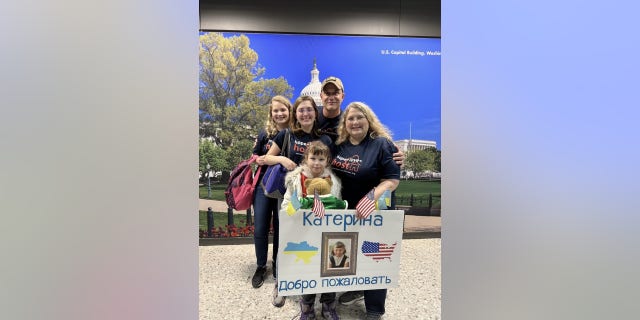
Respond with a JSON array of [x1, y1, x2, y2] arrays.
[[361, 240, 397, 261]]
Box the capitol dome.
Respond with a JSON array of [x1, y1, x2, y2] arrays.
[[300, 59, 323, 107]]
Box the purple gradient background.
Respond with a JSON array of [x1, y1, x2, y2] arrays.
[[2, 0, 639, 319]]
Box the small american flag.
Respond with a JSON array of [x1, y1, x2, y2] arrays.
[[356, 188, 376, 219], [312, 190, 325, 218], [361, 241, 397, 261]]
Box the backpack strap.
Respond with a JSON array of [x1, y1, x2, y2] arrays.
[[280, 129, 290, 157], [249, 154, 262, 188]]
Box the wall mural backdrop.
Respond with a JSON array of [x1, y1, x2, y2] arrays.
[[199, 32, 441, 182]]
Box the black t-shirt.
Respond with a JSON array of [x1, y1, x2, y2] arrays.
[[272, 129, 332, 165], [317, 106, 341, 143], [253, 130, 275, 181], [331, 136, 400, 207]]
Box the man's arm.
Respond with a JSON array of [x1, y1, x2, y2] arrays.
[[392, 144, 405, 168]]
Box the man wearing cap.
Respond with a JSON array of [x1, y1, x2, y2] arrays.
[[318, 76, 345, 142], [319, 76, 404, 163]]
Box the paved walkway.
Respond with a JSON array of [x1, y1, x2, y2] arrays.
[[199, 238, 441, 320], [199, 199, 441, 234], [198, 200, 442, 319]]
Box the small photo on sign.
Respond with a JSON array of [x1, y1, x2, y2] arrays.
[[320, 232, 358, 277]]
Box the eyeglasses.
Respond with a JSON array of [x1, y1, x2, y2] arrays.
[[297, 107, 315, 114]]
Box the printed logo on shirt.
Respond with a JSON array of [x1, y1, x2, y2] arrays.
[[292, 140, 308, 155], [331, 155, 361, 174]]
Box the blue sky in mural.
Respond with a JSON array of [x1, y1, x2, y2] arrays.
[[218, 32, 441, 149]]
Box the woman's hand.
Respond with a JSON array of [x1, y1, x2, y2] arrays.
[[264, 154, 296, 170], [282, 158, 297, 171]]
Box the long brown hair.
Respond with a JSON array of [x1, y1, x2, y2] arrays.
[[290, 95, 322, 137]]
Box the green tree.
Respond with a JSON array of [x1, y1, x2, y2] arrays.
[[199, 139, 227, 181], [199, 33, 293, 149], [405, 147, 441, 173], [224, 140, 255, 171]]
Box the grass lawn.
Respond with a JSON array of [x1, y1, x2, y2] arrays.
[[199, 211, 251, 229], [199, 183, 227, 200], [202, 179, 440, 202], [395, 179, 441, 207], [397, 179, 441, 195]]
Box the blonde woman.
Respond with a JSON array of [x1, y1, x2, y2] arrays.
[[331, 101, 401, 320], [251, 95, 291, 291]]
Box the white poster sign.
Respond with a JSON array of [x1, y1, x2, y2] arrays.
[[277, 209, 404, 296]]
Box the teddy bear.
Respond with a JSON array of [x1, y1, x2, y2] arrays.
[[299, 177, 348, 209]]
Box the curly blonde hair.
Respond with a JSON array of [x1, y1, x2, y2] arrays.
[[336, 101, 393, 145]]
